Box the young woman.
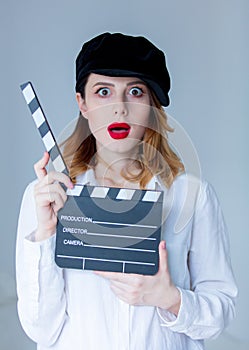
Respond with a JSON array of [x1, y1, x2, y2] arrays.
[[16, 32, 237, 350]]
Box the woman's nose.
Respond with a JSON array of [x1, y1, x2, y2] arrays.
[[112, 96, 128, 117]]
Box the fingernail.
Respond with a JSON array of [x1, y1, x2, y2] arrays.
[[162, 241, 166, 249], [69, 182, 74, 189]]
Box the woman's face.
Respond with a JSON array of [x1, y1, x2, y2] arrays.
[[76, 73, 151, 156]]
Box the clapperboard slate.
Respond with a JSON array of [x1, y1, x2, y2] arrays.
[[20, 81, 163, 275]]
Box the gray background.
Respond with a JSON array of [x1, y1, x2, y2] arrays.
[[0, 0, 248, 349]]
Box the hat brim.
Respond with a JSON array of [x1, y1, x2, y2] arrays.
[[86, 68, 170, 107]]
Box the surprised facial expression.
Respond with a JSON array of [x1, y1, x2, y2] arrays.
[[76, 73, 152, 156]]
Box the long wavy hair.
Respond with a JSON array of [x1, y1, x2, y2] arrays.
[[61, 79, 184, 189]]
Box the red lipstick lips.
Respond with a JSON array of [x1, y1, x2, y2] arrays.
[[108, 122, 131, 139]]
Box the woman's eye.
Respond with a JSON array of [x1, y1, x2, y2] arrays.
[[97, 88, 111, 97], [129, 87, 143, 97]]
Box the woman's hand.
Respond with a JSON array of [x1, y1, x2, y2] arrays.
[[95, 241, 181, 315], [33, 152, 74, 242]]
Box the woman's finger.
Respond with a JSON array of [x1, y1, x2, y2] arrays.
[[158, 240, 168, 273], [34, 152, 50, 180], [35, 191, 66, 212], [35, 183, 68, 203], [35, 170, 73, 190]]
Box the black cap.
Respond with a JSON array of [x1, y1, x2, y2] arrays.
[[75, 32, 171, 106]]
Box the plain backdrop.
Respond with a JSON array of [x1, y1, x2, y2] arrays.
[[0, 0, 248, 349]]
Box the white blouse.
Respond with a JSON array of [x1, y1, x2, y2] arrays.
[[16, 171, 238, 350]]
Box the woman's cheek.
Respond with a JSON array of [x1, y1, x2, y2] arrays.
[[131, 125, 146, 140], [87, 112, 105, 133]]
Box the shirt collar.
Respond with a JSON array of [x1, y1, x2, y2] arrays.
[[76, 169, 163, 190], [76, 168, 98, 186], [146, 176, 161, 190]]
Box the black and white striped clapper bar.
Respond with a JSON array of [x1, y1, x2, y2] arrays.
[[20, 82, 69, 177], [20, 81, 164, 275]]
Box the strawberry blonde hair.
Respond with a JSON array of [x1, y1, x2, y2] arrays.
[[61, 80, 184, 189]]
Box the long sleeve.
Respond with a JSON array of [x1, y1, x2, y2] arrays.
[[16, 181, 68, 347], [158, 181, 238, 340]]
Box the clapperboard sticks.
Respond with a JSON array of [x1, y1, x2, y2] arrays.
[[20, 82, 163, 275], [20, 82, 69, 177]]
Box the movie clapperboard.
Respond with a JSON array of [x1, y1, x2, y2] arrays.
[[20, 81, 163, 275]]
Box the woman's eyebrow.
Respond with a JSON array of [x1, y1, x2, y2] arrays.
[[127, 80, 147, 86], [92, 82, 115, 87], [92, 80, 147, 88]]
